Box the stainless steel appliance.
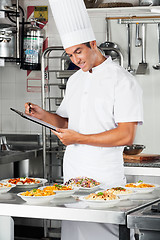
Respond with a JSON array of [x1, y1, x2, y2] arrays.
[[128, 199, 160, 240], [0, 24, 16, 58]]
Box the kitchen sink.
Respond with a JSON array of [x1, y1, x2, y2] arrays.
[[0, 134, 44, 179]]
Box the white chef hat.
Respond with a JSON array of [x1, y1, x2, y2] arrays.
[[48, 0, 96, 49]]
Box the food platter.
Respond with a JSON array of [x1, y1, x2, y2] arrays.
[[79, 196, 120, 209], [125, 183, 160, 193], [0, 182, 15, 194], [39, 185, 76, 199], [17, 192, 56, 204], [96, 187, 136, 200], [1, 178, 48, 188], [64, 177, 101, 192]]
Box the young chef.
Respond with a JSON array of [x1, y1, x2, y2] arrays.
[[25, 0, 143, 239]]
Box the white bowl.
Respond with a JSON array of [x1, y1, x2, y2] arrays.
[[17, 192, 56, 204], [39, 186, 76, 199]]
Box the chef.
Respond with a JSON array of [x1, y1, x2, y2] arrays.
[[25, 0, 143, 239]]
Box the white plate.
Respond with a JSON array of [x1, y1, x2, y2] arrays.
[[125, 183, 160, 194], [95, 190, 136, 200], [79, 196, 120, 209], [17, 192, 56, 204], [2, 178, 48, 188], [0, 183, 15, 194], [75, 184, 102, 192], [39, 186, 76, 199]]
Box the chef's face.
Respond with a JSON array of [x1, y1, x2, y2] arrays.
[[65, 41, 98, 72]]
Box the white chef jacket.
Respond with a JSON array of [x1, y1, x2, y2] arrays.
[[57, 57, 143, 187], [56, 57, 143, 240]]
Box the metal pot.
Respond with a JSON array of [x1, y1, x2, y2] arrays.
[[0, 0, 12, 10], [139, 0, 160, 6], [0, 24, 16, 58]]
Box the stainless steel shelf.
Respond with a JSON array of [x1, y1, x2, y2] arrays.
[[87, 6, 160, 18]]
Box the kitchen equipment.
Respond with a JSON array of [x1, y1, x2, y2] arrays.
[[123, 153, 160, 162], [139, 0, 160, 6], [135, 23, 142, 47], [126, 24, 134, 73], [22, 19, 45, 70], [0, 24, 16, 58], [153, 23, 160, 70], [128, 201, 160, 240], [0, 0, 12, 10], [99, 19, 120, 60], [136, 23, 148, 74], [84, 0, 97, 8], [123, 144, 145, 155]]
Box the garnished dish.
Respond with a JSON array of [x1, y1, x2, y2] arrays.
[[125, 181, 159, 193], [107, 187, 135, 200], [39, 184, 76, 198], [0, 182, 15, 193], [2, 177, 47, 188], [17, 188, 56, 204], [80, 191, 120, 209], [64, 177, 101, 191]]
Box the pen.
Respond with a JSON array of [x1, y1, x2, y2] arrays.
[[28, 103, 31, 113]]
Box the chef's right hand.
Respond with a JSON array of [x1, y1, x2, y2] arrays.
[[25, 102, 45, 120]]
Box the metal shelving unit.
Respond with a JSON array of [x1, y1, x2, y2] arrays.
[[41, 46, 76, 183]]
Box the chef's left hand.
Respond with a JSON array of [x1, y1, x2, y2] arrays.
[[52, 128, 81, 146]]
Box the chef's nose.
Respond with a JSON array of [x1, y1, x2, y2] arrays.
[[72, 55, 80, 65]]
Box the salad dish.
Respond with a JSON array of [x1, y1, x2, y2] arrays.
[[106, 187, 136, 200], [125, 182, 159, 193], [80, 191, 120, 209], [17, 188, 56, 204], [0, 182, 15, 194], [39, 184, 76, 198], [64, 177, 101, 191], [2, 178, 47, 188]]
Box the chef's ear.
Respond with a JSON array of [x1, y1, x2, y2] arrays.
[[90, 40, 97, 49]]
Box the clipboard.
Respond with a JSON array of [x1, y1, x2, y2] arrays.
[[10, 108, 57, 131]]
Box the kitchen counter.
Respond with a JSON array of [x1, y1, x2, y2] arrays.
[[0, 148, 42, 165], [0, 188, 160, 240], [124, 161, 160, 177]]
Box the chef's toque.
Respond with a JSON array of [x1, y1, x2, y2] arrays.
[[48, 0, 96, 49]]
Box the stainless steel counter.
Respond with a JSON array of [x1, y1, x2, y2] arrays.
[[0, 188, 160, 240]]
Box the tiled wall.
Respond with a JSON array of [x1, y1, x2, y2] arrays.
[[0, 0, 160, 156]]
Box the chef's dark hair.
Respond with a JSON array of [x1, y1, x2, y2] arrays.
[[84, 42, 91, 48]]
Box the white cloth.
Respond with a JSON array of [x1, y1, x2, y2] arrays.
[[48, 0, 96, 49], [56, 57, 143, 240]]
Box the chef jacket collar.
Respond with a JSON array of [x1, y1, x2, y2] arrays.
[[88, 56, 111, 74]]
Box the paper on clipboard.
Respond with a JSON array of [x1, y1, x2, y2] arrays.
[[10, 108, 57, 131]]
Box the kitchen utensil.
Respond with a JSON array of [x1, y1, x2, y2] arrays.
[[0, 24, 16, 58], [135, 23, 142, 47], [136, 23, 148, 74], [99, 19, 120, 60], [153, 23, 160, 70], [126, 24, 134, 73], [123, 144, 145, 155], [139, 0, 160, 6]]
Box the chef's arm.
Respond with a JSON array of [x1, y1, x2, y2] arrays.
[[54, 122, 137, 147], [25, 102, 68, 128]]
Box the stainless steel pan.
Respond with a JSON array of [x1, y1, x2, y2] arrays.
[[99, 19, 120, 60], [139, 0, 160, 6]]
